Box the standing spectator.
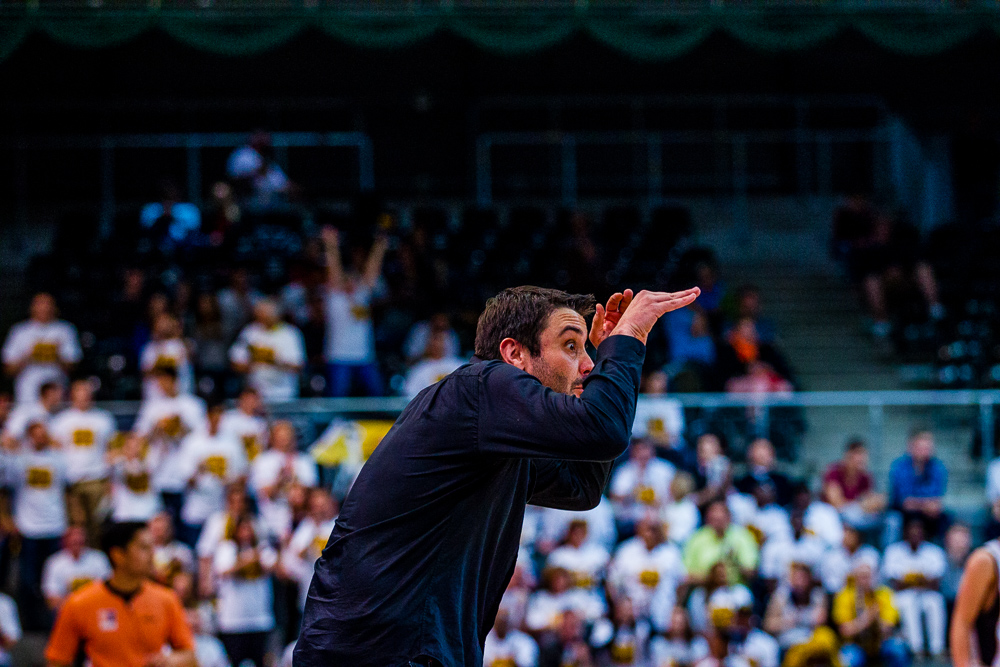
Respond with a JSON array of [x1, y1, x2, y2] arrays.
[[762, 562, 838, 667], [609, 440, 676, 528], [141, 313, 194, 399], [219, 387, 269, 463], [403, 312, 461, 364], [44, 521, 196, 667], [218, 269, 262, 342], [108, 433, 163, 523], [230, 299, 306, 403], [525, 567, 606, 633], [41, 525, 111, 611], [227, 130, 293, 210], [2, 292, 82, 404], [250, 420, 317, 541], [632, 370, 686, 461], [283, 488, 338, 610], [546, 520, 610, 592], [186, 607, 231, 667], [47, 379, 115, 542], [661, 472, 700, 545], [4, 420, 68, 629], [888, 429, 948, 538], [734, 438, 794, 507], [820, 525, 881, 596], [536, 497, 618, 557], [133, 367, 208, 526], [139, 180, 201, 249], [682, 500, 758, 586], [176, 401, 249, 548], [692, 434, 731, 509], [190, 292, 230, 394], [833, 561, 910, 667], [1, 380, 63, 450], [149, 511, 195, 588], [320, 226, 388, 397], [608, 518, 686, 623], [403, 330, 465, 399], [213, 515, 278, 667], [883, 517, 947, 659], [663, 307, 716, 389], [823, 439, 886, 531], [483, 606, 539, 667], [0, 591, 20, 667]]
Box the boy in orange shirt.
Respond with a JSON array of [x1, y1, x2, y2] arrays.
[[45, 521, 196, 667]]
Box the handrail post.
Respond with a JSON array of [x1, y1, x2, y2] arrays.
[[981, 397, 996, 460]]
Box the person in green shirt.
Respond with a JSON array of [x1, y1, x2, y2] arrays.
[[682, 499, 759, 585]]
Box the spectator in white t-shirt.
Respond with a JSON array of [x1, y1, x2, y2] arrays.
[[219, 387, 269, 463], [41, 525, 111, 610], [608, 518, 686, 622], [48, 379, 115, 542], [177, 401, 249, 548], [883, 517, 947, 658], [546, 520, 610, 593], [632, 370, 685, 452], [195, 483, 267, 598], [213, 514, 277, 667], [133, 366, 208, 526], [230, 299, 305, 402], [320, 225, 388, 397], [3, 421, 68, 629], [251, 420, 318, 540], [483, 606, 539, 667], [281, 487, 338, 610], [109, 433, 163, 523], [149, 511, 195, 589], [403, 312, 461, 364], [403, 329, 465, 399], [2, 293, 81, 405], [186, 606, 231, 667], [610, 439, 676, 526], [226, 131, 293, 211], [141, 313, 194, 399], [0, 591, 20, 667], [1, 380, 63, 451]]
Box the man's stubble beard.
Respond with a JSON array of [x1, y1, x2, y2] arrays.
[[527, 354, 578, 396]]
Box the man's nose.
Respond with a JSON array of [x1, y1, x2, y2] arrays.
[[580, 355, 595, 375]]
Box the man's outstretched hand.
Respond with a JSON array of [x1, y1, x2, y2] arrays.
[[589, 290, 634, 349], [605, 288, 701, 346]]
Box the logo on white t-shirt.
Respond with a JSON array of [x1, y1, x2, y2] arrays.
[[98, 608, 118, 632]]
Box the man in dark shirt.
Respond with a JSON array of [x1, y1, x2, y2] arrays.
[[294, 285, 700, 667]]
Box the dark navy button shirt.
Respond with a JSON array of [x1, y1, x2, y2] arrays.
[[294, 335, 645, 667]]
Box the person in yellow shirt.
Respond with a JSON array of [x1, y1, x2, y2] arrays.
[[832, 562, 910, 667]]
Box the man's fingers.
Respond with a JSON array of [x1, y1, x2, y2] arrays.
[[656, 292, 700, 315], [605, 292, 624, 314], [589, 303, 606, 346], [618, 289, 634, 313]]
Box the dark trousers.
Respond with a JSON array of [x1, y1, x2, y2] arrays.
[[219, 630, 269, 667], [326, 362, 384, 397], [19, 535, 62, 631], [160, 491, 184, 529]]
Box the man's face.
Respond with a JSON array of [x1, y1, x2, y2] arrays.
[[31, 294, 56, 323], [522, 308, 593, 397], [70, 382, 93, 410], [117, 529, 155, 579], [748, 439, 774, 469], [846, 447, 868, 470], [910, 433, 934, 462]]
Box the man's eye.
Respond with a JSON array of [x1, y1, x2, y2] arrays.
[[566, 341, 576, 351]]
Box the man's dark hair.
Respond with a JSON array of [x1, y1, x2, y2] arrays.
[[474, 286, 596, 361], [845, 438, 867, 453], [100, 521, 148, 562]]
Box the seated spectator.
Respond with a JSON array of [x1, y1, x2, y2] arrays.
[[320, 226, 388, 397], [663, 307, 716, 390], [1, 380, 63, 450], [589, 597, 650, 666], [822, 438, 886, 530], [692, 434, 731, 510], [546, 520, 609, 592], [213, 514, 277, 667], [48, 378, 115, 541], [661, 473, 700, 545], [185, 606, 230, 667], [229, 299, 306, 403], [176, 400, 249, 548], [282, 488, 338, 610], [141, 313, 194, 399], [139, 180, 201, 249], [744, 484, 792, 547], [649, 607, 709, 667], [717, 318, 795, 389], [790, 483, 844, 549], [500, 559, 535, 632], [226, 130, 294, 210], [404, 312, 461, 364], [820, 525, 881, 595], [833, 561, 910, 667], [148, 511, 195, 589], [133, 366, 208, 525], [195, 483, 267, 598], [483, 606, 539, 667], [190, 292, 229, 393], [888, 429, 947, 538], [759, 510, 826, 590], [2, 292, 81, 405], [525, 567, 606, 633], [0, 591, 20, 667], [41, 525, 111, 611], [726, 284, 776, 345], [5, 420, 69, 629], [535, 497, 617, 557], [762, 562, 838, 667], [682, 500, 758, 587], [109, 433, 163, 523], [535, 610, 594, 667], [250, 420, 318, 541], [219, 387, 269, 463], [942, 523, 972, 614], [610, 440, 676, 528], [608, 518, 686, 622], [632, 371, 686, 458], [403, 329, 465, 399], [883, 518, 947, 659], [217, 268, 263, 342], [687, 561, 752, 637], [734, 438, 794, 507], [705, 600, 780, 667]]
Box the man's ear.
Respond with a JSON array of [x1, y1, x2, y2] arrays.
[[499, 338, 528, 371]]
